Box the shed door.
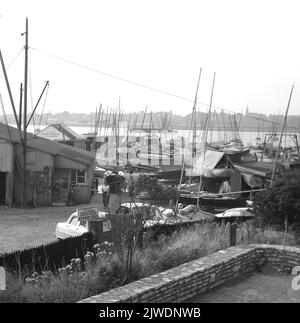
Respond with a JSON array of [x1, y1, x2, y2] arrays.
[[52, 175, 69, 204], [0, 172, 6, 205], [35, 172, 49, 206]]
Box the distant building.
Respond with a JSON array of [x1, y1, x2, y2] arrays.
[[0, 122, 95, 207], [36, 123, 87, 150]]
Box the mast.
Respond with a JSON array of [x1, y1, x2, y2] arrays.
[[189, 68, 202, 189], [22, 17, 29, 208], [175, 68, 202, 209], [197, 72, 216, 208], [126, 113, 132, 166], [26, 81, 49, 128], [116, 97, 121, 166], [0, 51, 20, 133], [192, 68, 202, 158], [270, 84, 294, 187]]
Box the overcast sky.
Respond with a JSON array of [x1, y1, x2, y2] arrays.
[[0, 0, 300, 117]]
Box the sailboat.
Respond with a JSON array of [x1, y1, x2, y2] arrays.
[[177, 72, 247, 210], [207, 114, 250, 162]]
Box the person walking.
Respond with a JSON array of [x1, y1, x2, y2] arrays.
[[101, 181, 110, 208]]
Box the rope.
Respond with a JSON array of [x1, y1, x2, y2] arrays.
[[29, 47, 296, 127], [28, 55, 36, 132], [0, 47, 24, 79], [37, 82, 50, 129]]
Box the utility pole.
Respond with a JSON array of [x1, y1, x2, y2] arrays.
[[22, 17, 29, 208]]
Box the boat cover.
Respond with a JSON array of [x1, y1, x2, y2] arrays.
[[185, 150, 225, 176]]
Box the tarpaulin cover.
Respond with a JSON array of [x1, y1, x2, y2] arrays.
[[185, 150, 225, 176], [241, 173, 263, 188]]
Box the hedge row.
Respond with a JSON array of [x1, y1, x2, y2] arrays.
[[0, 232, 94, 274]]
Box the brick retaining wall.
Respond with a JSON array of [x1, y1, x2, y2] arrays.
[[79, 244, 300, 303]]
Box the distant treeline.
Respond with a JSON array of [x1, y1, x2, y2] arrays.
[[2, 110, 300, 132]]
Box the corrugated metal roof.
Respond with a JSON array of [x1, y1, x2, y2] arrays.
[[37, 123, 84, 140], [0, 122, 94, 166]]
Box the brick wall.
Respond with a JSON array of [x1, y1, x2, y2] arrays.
[[79, 244, 300, 303]]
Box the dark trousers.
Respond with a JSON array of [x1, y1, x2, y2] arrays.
[[102, 192, 109, 207]]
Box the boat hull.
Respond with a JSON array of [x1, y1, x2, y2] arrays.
[[179, 194, 247, 208]]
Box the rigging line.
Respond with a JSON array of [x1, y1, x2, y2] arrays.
[[30, 46, 299, 132], [29, 46, 245, 116], [28, 55, 36, 132], [43, 110, 49, 126], [37, 82, 50, 129], [0, 47, 24, 79]]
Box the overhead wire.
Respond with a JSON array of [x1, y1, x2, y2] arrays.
[[29, 46, 298, 132], [0, 47, 24, 79]]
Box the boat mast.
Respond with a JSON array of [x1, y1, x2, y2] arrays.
[[175, 67, 202, 209], [197, 72, 216, 208], [192, 68, 202, 158], [270, 83, 294, 187]]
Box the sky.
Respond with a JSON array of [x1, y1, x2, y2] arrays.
[[0, 0, 300, 117]]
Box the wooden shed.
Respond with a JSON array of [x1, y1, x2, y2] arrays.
[[0, 122, 95, 207]]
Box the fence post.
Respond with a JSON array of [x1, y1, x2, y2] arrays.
[[229, 222, 237, 246]]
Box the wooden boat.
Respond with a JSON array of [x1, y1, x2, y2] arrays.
[[179, 192, 247, 208]]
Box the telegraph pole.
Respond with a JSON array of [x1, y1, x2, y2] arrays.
[[22, 17, 29, 208]]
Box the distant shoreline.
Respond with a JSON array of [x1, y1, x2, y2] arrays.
[[7, 122, 299, 133]]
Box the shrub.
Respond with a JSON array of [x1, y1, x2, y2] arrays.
[[253, 169, 300, 239], [128, 174, 178, 202], [0, 221, 297, 303], [237, 221, 296, 246]]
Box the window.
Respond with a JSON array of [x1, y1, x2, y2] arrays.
[[27, 151, 36, 164], [71, 169, 86, 185], [69, 216, 79, 226], [80, 219, 89, 229]]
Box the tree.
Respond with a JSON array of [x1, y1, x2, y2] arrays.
[[253, 169, 300, 240], [128, 174, 178, 205]]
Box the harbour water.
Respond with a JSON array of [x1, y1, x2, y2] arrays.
[[22, 124, 299, 148]]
